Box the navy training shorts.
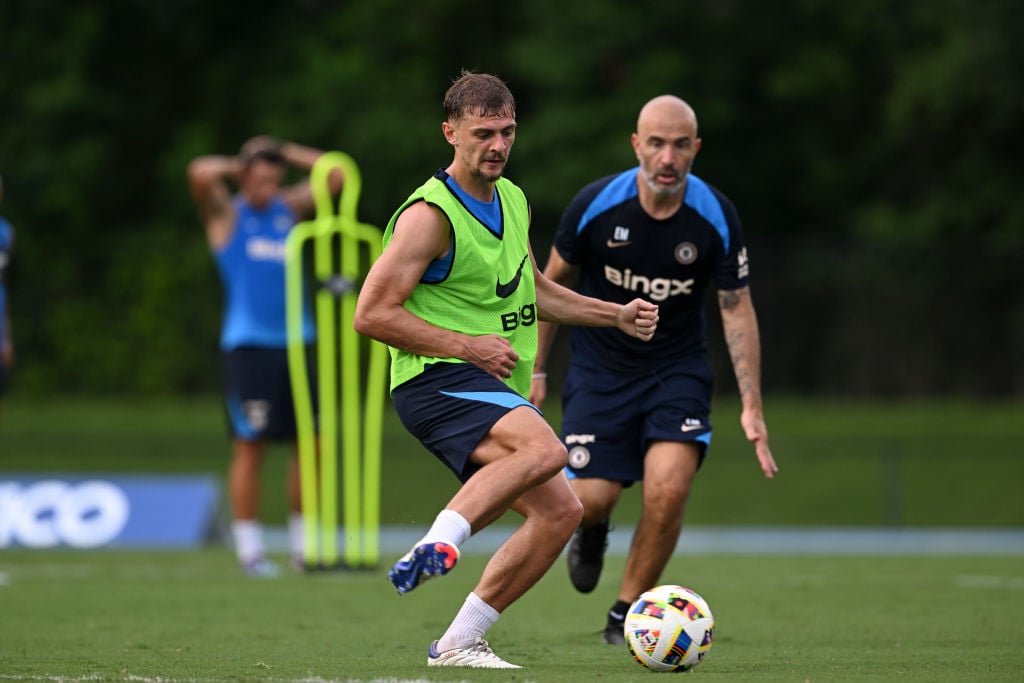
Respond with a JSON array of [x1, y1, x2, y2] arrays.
[[561, 357, 714, 483], [222, 345, 318, 441], [392, 361, 540, 483]]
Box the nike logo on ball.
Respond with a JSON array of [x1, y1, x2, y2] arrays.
[[495, 254, 529, 298]]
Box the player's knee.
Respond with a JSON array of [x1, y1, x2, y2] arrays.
[[566, 495, 585, 528], [531, 483, 583, 533], [645, 480, 692, 511], [532, 439, 568, 482], [549, 498, 584, 540]]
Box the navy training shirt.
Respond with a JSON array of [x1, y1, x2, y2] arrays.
[[553, 168, 749, 371]]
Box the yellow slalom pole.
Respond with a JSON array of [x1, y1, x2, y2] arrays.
[[319, 153, 379, 568], [285, 220, 320, 568], [307, 151, 385, 568], [313, 175, 340, 568], [358, 220, 386, 566]]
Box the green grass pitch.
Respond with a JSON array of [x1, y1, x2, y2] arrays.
[[2, 550, 1023, 681], [2, 397, 1023, 679]]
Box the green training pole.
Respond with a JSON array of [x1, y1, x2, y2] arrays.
[[358, 222, 385, 566], [291, 151, 385, 569], [310, 152, 386, 568], [311, 160, 340, 568], [285, 220, 321, 567]]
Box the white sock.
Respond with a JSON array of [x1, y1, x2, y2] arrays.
[[287, 513, 305, 559], [231, 519, 264, 564], [436, 592, 500, 652], [415, 509, 471, 549]]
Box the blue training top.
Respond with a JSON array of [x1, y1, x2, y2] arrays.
[[214, 195, 315, 350]]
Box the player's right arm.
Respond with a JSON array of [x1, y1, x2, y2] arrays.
[[186, 155, 240, 250], [353, 201, 520, 382], [528, 246, 579, 406]]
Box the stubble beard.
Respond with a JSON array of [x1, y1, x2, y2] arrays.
[[641, 160, 692, 197], [476, 156, 506, 184]]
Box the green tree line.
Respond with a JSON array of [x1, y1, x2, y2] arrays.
[[1, 0, 1021, 397]]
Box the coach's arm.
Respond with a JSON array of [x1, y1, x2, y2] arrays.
[[718, 285, 777, 479]]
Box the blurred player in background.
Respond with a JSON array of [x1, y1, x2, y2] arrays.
[[353, 71, 658, 669], [0, 173, 15, 421], [529, 95, 778, 644], [187, 137, 342, 577]]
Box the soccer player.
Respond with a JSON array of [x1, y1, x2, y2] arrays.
[[352, 71, 659, 669], [187, 137, 342, 577], [529, 95, 778, 644], [0, 173, 14, 420]]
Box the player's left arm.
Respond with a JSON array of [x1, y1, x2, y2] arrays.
[[718, 286, 777, 479]]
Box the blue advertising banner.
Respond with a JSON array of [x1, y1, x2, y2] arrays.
[[0, 474, 221, 549]]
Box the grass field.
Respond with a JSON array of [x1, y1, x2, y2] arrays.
[[3, 395, 1024, 528], [2, 550, 1023, 681], [2, 397, 1023, 680]]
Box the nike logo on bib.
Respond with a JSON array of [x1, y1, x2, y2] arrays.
[[495, 254, 529, 298]]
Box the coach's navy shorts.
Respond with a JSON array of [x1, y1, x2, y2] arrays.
[[222, 345, 317, 441], [392, 362, 540, 483], [561, 357, 713, 483]]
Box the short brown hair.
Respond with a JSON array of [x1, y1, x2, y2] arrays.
[[241, 147, 284, 170], [444, 71, 516, 122]]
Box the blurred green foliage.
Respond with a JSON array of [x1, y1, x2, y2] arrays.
[[1, 0, 1021, 396]]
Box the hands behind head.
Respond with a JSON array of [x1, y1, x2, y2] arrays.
[[239, 135, 282, 162]]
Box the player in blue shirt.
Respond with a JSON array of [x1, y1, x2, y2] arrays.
[[0, 173, 14, 419], [531, 96, 778, 644], [188, 137, 342, 577]]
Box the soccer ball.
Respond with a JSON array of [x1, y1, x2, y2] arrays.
[[624, 584, 715, 672]]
